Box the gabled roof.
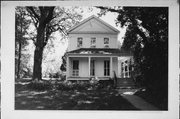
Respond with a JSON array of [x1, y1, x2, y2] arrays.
[[67, 48, 132, 56], [67, 15, 120, 34]]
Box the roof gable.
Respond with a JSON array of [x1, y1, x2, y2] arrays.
[[67, 15, 120, 34]]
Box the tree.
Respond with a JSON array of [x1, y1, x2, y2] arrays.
[[15, 7, 31, 79], [26, 6, 82, 81], [97, 7, 168, 109], [26, 7, 55, 81], [60, 52, 67, 72]]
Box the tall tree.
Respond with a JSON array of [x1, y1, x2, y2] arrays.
[[97, 7, 168, 109], [26, 7, 55, 81], [26, 6, 82, 81], [15, 7, 31, 79]]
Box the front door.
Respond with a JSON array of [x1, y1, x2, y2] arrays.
[[104, 60, 110, 76], [90, 60, 95, 76]]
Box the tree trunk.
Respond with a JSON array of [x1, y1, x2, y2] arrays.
[[32, 23, 46, 81], [30, 7, 55, 81], [17, 40, 22, 79], [17, 15, 23, 80], [32, 46, 44, 81]]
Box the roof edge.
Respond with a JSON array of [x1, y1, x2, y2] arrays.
[[67, 15, 120, 34]]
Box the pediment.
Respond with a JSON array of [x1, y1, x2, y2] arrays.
[[68, 15, 119, 34]]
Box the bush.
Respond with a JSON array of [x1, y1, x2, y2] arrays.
[[25, 79, 115, 92], [134, 75, 144, 87], [55, 81, 90, 91], [27, 80, 53, 91], [49, 72, 61, 78], [55, 79, 114, 91], [55, 80, 99, 91], [55, 81, 73, 91], [59, 74, 66, 81]]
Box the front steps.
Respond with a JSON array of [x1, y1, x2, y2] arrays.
[[116, 78, 136, 88]]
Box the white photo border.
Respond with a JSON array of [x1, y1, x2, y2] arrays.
[[1, 0, 179, 119]]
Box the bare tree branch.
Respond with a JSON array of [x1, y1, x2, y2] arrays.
[[26, 7, 40, 20], [31, 17, 38, 28], [31, 37, 37, 45]]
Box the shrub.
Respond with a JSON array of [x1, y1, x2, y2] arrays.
[[55, 81, 86, 91], [75, 81, 92, 90], [49, 72, 61, 78], [55, 80, 100, 91], [59, 74, 66, 81], [27, 80, 53, 91], [54, 79, 115, 91], [134, 75, 144, 87], [55, 81, 72, 91]]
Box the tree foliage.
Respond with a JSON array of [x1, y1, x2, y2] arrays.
[[25, 6, 82, 81], [98, 7, 168, 109], [15, 7, 32, 79]]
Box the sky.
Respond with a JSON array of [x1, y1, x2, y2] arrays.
[[25, 6, 127, 75]]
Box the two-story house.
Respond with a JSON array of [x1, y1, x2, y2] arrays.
[[66, 15, 133, 81]]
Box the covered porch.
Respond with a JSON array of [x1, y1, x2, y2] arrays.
[[66, 55, 118, 80], [66, 48, 133, 81]]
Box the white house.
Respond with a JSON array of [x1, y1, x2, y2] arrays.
[[66, 15, 133, 81]]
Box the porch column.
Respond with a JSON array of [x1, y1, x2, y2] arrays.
[[66, 56, 70, 79], [110, 57, 113, 77], [88, 56, 91, 77], [119, 59, 122, 78]]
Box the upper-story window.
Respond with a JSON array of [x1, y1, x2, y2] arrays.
[[77, 37, 83, 48], [104, 38, 109, 48], [91, 37, 96, 48]]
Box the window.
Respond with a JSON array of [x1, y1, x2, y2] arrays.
[[104, 38, 109, 48], [121, 60, 133, 78], [90, 37, 96, 48], [77, 37, 83, 48], [121, 62, 124, 77], [104, 60, 110, 76], [72, 60, 79, 76], [90, 60, 95, 76]]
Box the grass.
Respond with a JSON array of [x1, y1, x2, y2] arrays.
[[15, 81, 138, 110]]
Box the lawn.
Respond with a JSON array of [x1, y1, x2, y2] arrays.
[[15, 82, 138, 110]]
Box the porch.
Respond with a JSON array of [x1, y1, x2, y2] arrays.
[[66, 56, 118, 80], [66, 48, 134, 82]]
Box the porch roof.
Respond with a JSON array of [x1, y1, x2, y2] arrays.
[[66, 48, 133, 56]]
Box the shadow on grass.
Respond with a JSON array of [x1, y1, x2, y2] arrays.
[[15, 83, 139, 110]]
